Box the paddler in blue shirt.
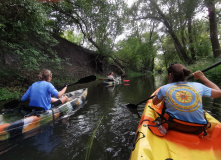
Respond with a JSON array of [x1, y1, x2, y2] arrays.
[[21, 69, 70, 111]]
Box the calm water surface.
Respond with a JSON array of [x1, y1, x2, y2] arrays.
[[0, 75, 221, 160]]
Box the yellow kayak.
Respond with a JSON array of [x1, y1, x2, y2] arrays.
[[130, 88, 221, 160]]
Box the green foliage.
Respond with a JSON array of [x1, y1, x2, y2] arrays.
[[61, 30, 83, 45], [192, 20, 212, 58], [116, 32, 158, 72], [0, 0, 60, 70], [48, 0, 127, 55], [116, 36, 140, 70], [51, 76, 75, 89], [187, 59, 221, 86], [159, 18, 213, 68], [0, 0, 220, 77], [125, 69, 147, 78], [160, 36, 181, 66], [129, 0, 221, 66], [0, 88, 20, 101]]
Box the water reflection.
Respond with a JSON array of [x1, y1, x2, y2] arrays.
[[31, 125, 60, 153], [0, 124, 58, 158]]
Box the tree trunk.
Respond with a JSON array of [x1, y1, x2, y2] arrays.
[[187, 16, 196, 61], [150, 57, 154, 71], [149, 0, 191, 64], [205, 0, 221, 58]]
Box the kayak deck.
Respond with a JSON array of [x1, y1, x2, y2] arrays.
[[0, 88, 88, 141], [130, 88, 221, 160]]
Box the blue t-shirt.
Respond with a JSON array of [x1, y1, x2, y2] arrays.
[[21, 81, 59, 110], [157, 82, 211, 124]]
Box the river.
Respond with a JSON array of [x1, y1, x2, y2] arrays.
[[0, 75, 221, 160]]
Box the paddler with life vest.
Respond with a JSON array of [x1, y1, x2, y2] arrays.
[[152, 63, 221, 135]]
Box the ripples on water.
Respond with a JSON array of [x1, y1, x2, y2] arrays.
[[0, 75, 220, 160]]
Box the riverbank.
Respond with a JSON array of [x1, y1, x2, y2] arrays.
[[0, 34, 115, 101], [1, 56, 220, 101]]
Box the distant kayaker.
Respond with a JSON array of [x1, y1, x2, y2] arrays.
[[21, 69, 70, 111], [152, 63, 221, 131], [107, 72, 115, 81]]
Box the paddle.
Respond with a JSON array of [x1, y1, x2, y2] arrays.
[[126, 61, 221, 109], [126, 95, 156, 108], [3, 75, 96, 111], [187, 61, 221, 79], [57, 75, 96, 90]]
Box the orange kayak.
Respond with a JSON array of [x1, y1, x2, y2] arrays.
[[130, 88, 221, 160]]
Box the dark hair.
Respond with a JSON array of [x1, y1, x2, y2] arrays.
[[108, 72, 113, 76], [38, 69, 52, 81], [167, 64, 191, 82]]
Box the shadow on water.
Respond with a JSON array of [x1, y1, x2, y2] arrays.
[[126, 107, 141, 119], [0, 75, 221, 160]]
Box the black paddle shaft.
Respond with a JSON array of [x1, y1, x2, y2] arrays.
[[69, 75, 96, 85], [58, 75, 96, 90], [136, 95, 156, 106], [188, 61, 221, 80], [201, 61, 221, 72], [126, 95, 156, 108]]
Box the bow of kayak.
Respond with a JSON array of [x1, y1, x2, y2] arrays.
[[130, 88, 221, 160]]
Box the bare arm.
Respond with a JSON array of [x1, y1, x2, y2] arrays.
[[192, 71, 220, 90], [153, 95, 162, 105], [193, 70, 221, 98], [58, 86, 67, 98], [210, 89, 221, 98]]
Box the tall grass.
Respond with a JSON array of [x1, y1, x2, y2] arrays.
[[85, 116, 104, 160]]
